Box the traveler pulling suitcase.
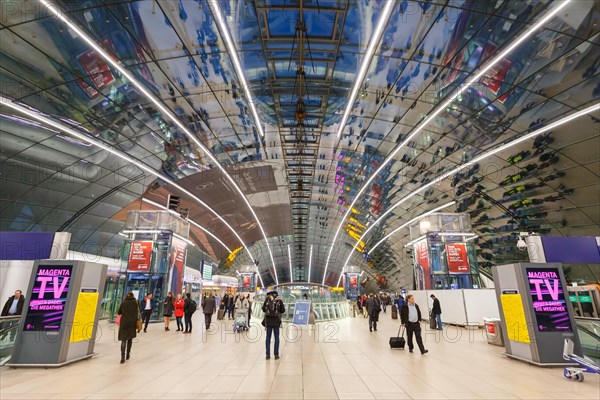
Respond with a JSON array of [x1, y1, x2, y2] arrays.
[[391, 304, 398, 320], [389, 324, 406, 349]]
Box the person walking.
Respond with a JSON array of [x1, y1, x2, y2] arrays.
[[381, 294, 387, 314], [117, 292, 138, 363], [246, 294, 252, 325], [356, 296, 363, 317], [163, 291, 174, 331], [174, 294, 184, 332], [365, 293, 381, 332], [303, 293, 316, 326], [430, 294, 443, 331], [183, 293, 195, 333], [262, 290, 285, 360], [1, 290, 24, 316], [140, 293, 153, 333], [400, 294, 428, 355], [227, 294, 235, 320], [202, 292, 216, 330]]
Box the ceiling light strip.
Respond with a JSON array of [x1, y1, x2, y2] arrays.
[[40, 0, 278, 285], [335, 0, 395, 139], [0, 96, 257, 265], [308, 244, 313, 283], [335, 103, 599, 284], [322, 0, 572, 284], [141, 198, 232, 253], [288, 244, 293, 284]]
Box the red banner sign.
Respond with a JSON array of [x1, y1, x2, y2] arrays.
[[446, 243, 470, 273], [128, 241, 153, 271], [349, 275, 358, 288], [243, 275, 251, 287], [414, 239, 431, 289], [169, 237, 187, 293]]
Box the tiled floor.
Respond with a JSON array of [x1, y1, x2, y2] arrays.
[[1, 313, 599, 399]]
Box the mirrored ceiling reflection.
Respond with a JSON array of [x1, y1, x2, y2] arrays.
[[0, 0, 598, 287]]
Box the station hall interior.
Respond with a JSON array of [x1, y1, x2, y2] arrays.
[[0, 0, 599, 399]]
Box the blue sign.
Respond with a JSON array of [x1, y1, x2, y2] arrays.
[[292, 301, 311, 325]]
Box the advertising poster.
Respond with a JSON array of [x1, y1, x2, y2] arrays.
[[77, 38, 115, 92], [24, 265, 73, 331], [446, 243, 470, 273], [349, 275, 358, 289], [128, 241, 153, 271], [526, 267, 572, 332], [169, 237, 187, 294], [413, 239, 431, 290], [243, 275, 251, 288]]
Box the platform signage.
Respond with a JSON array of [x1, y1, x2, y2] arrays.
[[292, 301, 311, 325], [526, 267, 572, 332], [128, 241, 153, 271], [446, 243, 470, 273], [24, 265, 73, 332]]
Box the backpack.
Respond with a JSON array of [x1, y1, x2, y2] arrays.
[[188, 300, 197, 314], [264, 297, 280, 318]]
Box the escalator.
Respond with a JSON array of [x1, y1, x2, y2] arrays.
[[575, 317, 600, 364], [0, 316, 20, 366]]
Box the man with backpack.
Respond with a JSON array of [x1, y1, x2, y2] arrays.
[[262, 290, 285, 360], [183, 293, 196, 333]]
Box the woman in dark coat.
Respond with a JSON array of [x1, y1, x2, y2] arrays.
[[163, 291, 174, 331], [118, 292, 139, 364]]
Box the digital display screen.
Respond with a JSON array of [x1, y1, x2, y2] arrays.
[[24, 265, 73, 331], [526, 267, 572, 332]]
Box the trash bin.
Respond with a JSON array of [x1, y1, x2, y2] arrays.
[[484, 318, 504, 346]]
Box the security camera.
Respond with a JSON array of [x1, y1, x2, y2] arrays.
[[516, 234, 527, 250]]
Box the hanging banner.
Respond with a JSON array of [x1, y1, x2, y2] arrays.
[[414, 238, 431, 290], [169, 237, 187, 294], [446, 243, 470, 273], [128, 241, 153, 271], [24, 265, 73, 332]]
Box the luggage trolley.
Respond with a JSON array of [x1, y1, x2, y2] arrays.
[[563, 339, 600, 382]]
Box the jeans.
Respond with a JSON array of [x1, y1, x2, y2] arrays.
[[142, 309, 152, 332], [184, 313, 192, 332], [176, 316, 183, 331], [435, 313, 443, 330], [406, 322, 426, 353], [265, 326, 280, 357]]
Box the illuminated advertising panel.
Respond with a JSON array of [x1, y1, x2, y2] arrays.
[[128, 241, 153, 271], [526, 267, 572, 332], [24, 265, 73, 331], [414, 239, 431, 289], [446, 243, 470, 273]]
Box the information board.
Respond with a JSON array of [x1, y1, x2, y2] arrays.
[[500, 292, 530, 344], [526, 267, 572, 332], [70, 291, 99, 342], [292, 301, 311, 325], [24, 265, 73, 332]]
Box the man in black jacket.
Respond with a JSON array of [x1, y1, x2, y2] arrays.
[[400, 294, 428, 355], [365, 293, 381, 332], [262, 291, 285, 360], [430, 294, 442, 330], [1, 290, 24, 316]]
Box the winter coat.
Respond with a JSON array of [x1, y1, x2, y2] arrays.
[[1, 295, 25, 316], [262, 297, 285, 328], [118, 297, 139, 341], [163, 297, 175, 316], [201, 296, 216, 314], [365, 297, 381, 317], [432, 298, 442, 315], [400, 303, 423, 326], [174, 299, 185, 317]]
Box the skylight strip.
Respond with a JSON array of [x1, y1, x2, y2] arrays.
[[141, 198, 233, 253], [308, 244, 313, 283], [335, 102, 599, 284], [40, 0, 278, 285], [322, 0, 573, 284], [0, 95, 258, 266], [288, 244, 293, 283]]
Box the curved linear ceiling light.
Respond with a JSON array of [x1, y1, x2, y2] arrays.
[[0, 96, 262, 270], [335, 102, 600, 285], [336, 1, 395, 139], [40, 0, 279, 285], [308, 244, 313, 283], [322, 0, 573, 284], [140, 198, 232, 253], [288, 244, 293, 284]]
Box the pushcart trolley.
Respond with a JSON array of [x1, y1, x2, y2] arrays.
[[233, 314, 248, 333], [563, 339, 600, 382]]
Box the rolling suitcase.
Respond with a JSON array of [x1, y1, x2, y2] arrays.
[[391, 304, 398, 320], [217, 308, 225, 320], [389, 325, 406, 349], [429, 311, 436, 329]]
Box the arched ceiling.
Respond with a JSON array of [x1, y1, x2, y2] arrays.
[[1, 0, 598, 289]]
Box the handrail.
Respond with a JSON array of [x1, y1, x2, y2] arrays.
[[574, 316, 600, 322], [0, 323, 19, 336]]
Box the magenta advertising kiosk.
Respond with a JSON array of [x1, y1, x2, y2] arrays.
[[492, 263, 582, 365], [9, 259, 107, 367]]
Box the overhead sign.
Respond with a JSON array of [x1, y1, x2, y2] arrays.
[[24, 265, 73, 332], [202, 262, 213, 280], [128, 241, 153, 271], [446, 243, 470, 273], [292, 301, 311, 325], [526, 267, 572, 332]]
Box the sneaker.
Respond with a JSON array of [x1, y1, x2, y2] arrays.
[[421, 350, 429, 355]]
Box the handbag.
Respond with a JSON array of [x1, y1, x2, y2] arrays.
[[115, 314, 121, 326], [389, 325, 406, 349], [136, 317, 143, 331]]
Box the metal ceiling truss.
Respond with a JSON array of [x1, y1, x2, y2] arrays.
[[254, 0, 349, 281]]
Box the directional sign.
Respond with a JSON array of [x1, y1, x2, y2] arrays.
[[292, 300, 311, 325]]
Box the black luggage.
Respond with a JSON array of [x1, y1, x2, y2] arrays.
[[389, 325, 406, 349], [217, 309, 225, 320], [429, 311, 436, 329], [391, 304, 398, 320]]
